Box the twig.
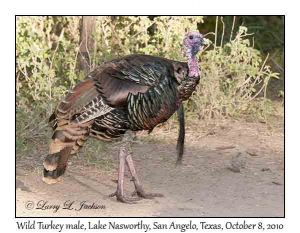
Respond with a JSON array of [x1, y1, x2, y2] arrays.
[[204, 32, 215, 37], [246, 54, 270, 101], [214, 16, 218, 49], [16, 71, 20, 94], [259, 53, 269, 73], [230, 16, 236, 42], [249, 81, 265, 101], [214, 146, 236, 151], [84, 22, 92, 71], [220, 17, 225, 48], [270, 57, 284, 72], [18, 67, 30, 82]]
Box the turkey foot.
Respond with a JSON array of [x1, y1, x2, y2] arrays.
[[132, 185, 164, 199], [109, 191, 141, 204], [126, 152, 164, 199]]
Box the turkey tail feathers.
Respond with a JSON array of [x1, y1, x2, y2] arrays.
[[42, 124, 90, 184], [43, 147, 72, 184], [43, 78, 109, 184], [176, 104, 185, 166]]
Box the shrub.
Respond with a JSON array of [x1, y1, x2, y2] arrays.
[[16, 16, 83, 116], [190, 26, 280, 120]]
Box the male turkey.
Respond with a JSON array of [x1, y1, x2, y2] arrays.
[[43, 31, 203, 203]]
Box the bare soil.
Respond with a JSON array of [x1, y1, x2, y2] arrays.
[[16, 119, 284, 217]]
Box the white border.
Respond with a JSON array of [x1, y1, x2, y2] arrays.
[[2, 0, 298, 232]]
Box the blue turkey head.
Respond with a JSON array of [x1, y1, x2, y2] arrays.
[[183, 31, 204, 58]]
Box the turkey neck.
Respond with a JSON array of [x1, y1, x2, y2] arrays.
[[177, 55, 200, 102], [188, 56, 200, 77]]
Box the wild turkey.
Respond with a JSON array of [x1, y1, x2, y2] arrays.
[[43, 31, 203, 203]]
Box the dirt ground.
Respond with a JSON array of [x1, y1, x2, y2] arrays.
[[16, 119, 284, 217]]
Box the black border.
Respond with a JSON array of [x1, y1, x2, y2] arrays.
[[15, 15, 285, 219]]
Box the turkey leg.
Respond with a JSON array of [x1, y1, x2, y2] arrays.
[[110, 130, 163, 203], [109, 130, 141, 203], [123, 130, 163, 199], [126, 153, 164, 199]]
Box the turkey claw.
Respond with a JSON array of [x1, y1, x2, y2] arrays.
[[109, 191, 142, 204], [132, 187, 164, 199]]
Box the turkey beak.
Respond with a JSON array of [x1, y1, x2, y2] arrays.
[[195, 34, 204, 45]]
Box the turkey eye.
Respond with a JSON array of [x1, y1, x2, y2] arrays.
[[189, 35, 193, 40]]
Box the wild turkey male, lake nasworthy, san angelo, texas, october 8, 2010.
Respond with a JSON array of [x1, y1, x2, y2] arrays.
[[43, 31, 204, 203]]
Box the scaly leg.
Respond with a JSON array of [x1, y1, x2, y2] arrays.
[[109, 130, 141, 203], [126, 153, 164, 199]]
